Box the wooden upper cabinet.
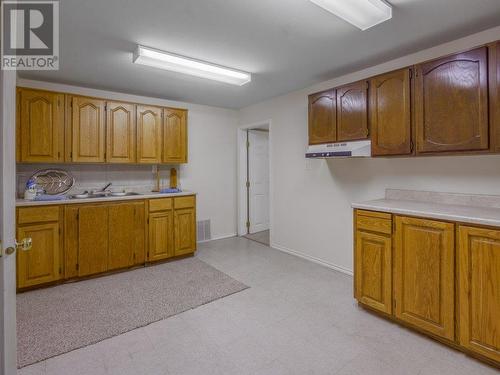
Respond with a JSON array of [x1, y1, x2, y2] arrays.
[[415, 47, 489, 153], [70, 96, 106, 162], [355, 211, 392, 315], [458, 226, 500, 363], [370, 69, 412, 156], [18, 88, 64, 163], [394, 216, 455, 340], [163, 108, 187, 163], [137, 105, 162, 164], [106, 101, 136, 163], [308, 90, 336, 145], [492, 42, 500, 153], [336, 81, 369, 142]]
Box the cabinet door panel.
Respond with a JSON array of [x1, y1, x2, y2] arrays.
[[174, 207, 196, 256], [108, 203, 136, 270], [137, 105, 162, 163], [355, 230, 392, 314], [78, 205, 108, 276], [17, 223, 60, 288], [308, 90, 336, 145], [370, 69, 412, 156], [415, 47, 489, 153], [148, 210, 174, 262], [19, 88, 64, 162], [148, 211, 174, 261], [458, 226, 500, 363], [106, 101, 136, 163], [163, 108, 187, 163], [71, 96, 106, 162], [394, 216, 455, 340], [337, 81, 368, 141]]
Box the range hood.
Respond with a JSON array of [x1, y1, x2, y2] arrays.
[[306, 140, 371, 158]]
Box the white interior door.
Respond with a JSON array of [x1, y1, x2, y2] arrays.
[[248, 130, 269, 234], [0, 69, 18, 374]]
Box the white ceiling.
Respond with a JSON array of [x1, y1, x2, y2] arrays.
[[19, 0, 500, 109]]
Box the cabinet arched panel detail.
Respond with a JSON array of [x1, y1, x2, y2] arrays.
[[106, 101, 136, 163], [370, 69, 412, 156], [137, 105, 162, 163], [163, 108, 187, 163], [19, 88, 64, 162], [416, 47, 489, 153], [337, 81, 368, 141], [71, 96, 106, 162], [308, 90, 336, 144]]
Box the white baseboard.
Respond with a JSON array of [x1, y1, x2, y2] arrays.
[[270, 242, 353, 276], [197, 233, 237, 244]]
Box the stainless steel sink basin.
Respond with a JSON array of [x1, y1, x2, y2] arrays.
[[110, 192, 142, 197], [69, 192, 142, 199]]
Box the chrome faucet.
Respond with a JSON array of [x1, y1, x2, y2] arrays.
[[101, 182, 112, 192]]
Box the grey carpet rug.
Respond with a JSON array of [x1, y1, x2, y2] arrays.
[[17, 258, 248, 368]]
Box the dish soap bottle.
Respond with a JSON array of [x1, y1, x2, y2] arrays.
[[24, 178, 37, 200]]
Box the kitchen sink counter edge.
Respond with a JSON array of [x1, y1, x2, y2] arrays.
[[16, 191, 197, 207]]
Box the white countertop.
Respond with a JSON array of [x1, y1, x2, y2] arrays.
[[16, 191, 196, 207], [352, 198, 500, 228]]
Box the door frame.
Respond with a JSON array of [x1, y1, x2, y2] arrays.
[[0, 69, 18, 374], [237, 120, 273, 239]]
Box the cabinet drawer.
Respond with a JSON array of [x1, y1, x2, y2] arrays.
[[356, 211, 392, 235], [174, 196, 195, 209], [18, 206, 60, 224], [149, 198, 173, 212]]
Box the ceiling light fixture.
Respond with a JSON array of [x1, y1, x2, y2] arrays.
[[133, 45, 251, 86], [309, 0, 392, 30]]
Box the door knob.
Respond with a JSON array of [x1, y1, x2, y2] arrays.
[[16, 238, 32, 251]]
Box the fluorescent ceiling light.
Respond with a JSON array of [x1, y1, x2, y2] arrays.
[[133, 45, 251, 86], [310, 0, 392, 30]]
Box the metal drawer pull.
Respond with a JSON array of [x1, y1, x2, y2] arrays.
[[16, 238, 32, 252]]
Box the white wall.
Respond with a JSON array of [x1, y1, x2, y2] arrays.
[[239, 26, 500, 274], [17, 79, 239, 240]]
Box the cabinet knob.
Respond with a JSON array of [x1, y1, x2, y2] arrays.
[[16, 238, 32, 252]]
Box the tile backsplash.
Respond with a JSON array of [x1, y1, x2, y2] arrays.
[[16, 164, 183, 197]]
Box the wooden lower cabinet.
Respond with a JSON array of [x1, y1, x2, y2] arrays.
[[458, 226, 500, 363], [108, 202, 145, 270], [354, 210, 392, 314], [148, 210, 174, 261], [16, 196, 196, 289], [174, 207, 196, 256], [355, 210, 500, 367], [17, 222, 61, 289], [394, 216, 455, 340], [148, 196, 197, 260], [77, 205, 109, 277]]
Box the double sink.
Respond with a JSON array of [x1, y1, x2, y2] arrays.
[[68, 191, 142, 200]]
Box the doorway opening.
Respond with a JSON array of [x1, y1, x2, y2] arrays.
[[237, 121, 271, 247]]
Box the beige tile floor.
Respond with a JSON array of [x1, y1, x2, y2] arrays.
[[19, 237, 498, 375]]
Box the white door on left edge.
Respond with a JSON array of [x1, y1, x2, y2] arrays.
[[248, 130, 269, 234], [0, 69, 18, 374]]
